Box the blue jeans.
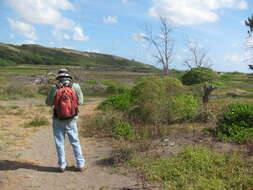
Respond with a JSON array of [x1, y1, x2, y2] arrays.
[[52, 118, 85, 169]]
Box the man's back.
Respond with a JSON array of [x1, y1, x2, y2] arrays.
[[46, 83, 83, 106]]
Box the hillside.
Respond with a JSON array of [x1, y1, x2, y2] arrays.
[[0, 43, 158, 72]]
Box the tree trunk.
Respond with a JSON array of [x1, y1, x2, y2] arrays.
[[202, 83, 217, 104]]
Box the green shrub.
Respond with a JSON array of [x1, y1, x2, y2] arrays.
[[98, 93, 132, 112], [216, 103, 253, 143], [0, 58, 16, 67], [101, 80, 131, 95], [168, 94, 200, 122], [112, 121, 134, 139], [130, 146, 253, 189], [130, 76, 185, 124], [182, 67, 218, 85], [85, 111, 125, 137]]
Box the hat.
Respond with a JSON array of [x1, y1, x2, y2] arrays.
[[58, 68, 69, 74], [56, 72, 73, 80]]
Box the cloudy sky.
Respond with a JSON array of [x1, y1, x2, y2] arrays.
[[0, 0, 252, 72]]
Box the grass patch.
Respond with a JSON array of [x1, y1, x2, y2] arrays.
[[129, 146, 253, 189], [0, 84, 37, 100], [23, 116, 49, 128]]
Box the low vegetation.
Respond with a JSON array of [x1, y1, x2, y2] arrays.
[[79, 72, 253, 189], [216, 103, 253, 143], [129, 146, 253, 189], [98, 76, 200, 125], [2, 63, 253, 189]]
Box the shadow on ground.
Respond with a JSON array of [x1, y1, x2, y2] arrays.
[[96, 157, 114, 167], [0, 160, 88, 173], [0, 160, 59, 172]]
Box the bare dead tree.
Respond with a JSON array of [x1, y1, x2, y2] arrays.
[[183, 37, 212, 69], [142, 17, 173, 75]]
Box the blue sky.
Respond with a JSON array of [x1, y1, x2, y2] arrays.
[[0, 0, 252, 72]]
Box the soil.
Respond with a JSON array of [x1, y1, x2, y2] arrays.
[[0, 99, 144, 190]]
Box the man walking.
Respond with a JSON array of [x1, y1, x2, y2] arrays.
[[46, 69, 86, 172]]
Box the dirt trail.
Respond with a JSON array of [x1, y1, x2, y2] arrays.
[[0, 100, 142, 190]]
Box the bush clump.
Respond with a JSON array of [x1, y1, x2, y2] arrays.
[[168, 94, 200, 122], [130, 76, 185, 124], [101, 80, 131, 95], [112, 121, 134, 139], [216, 103, 253, 143], [85, 111, 134, 139], [130, 146, 253, 189], [98, 93, 132, 112], [182, 67, 218, 85]]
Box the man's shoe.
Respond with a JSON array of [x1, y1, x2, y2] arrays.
[[77, 165, 88, 172], [58, 167, 66, 173]]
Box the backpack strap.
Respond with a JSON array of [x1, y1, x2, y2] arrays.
[[56, 80, 73, 89], [68, 81, 73, 88]]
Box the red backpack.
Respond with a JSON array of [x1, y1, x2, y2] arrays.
[[53, 84, 78, 120]]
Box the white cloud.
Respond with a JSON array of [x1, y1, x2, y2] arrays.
[[7, 0, 89, 42], [52, 30, 70, 41], [73, 26, 89, 41], [149, 0, 248, 25], [54, 17, 76, 30], [7, 0, 73, 27], [8, 18, 37, 40], [224, 53, 243, 64], [132, 32, 146, 41], [103, 16, 118, 24]]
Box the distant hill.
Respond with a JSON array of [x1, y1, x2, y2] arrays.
[[0, 43, 158, 72]]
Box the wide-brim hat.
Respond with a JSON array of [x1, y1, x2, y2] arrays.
[[56, 73, 73, 80]]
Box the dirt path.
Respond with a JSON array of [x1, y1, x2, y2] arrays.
[[0, 100, 142, 190]]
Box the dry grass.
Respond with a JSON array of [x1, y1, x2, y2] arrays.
[[0, 98, 51, 153]]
